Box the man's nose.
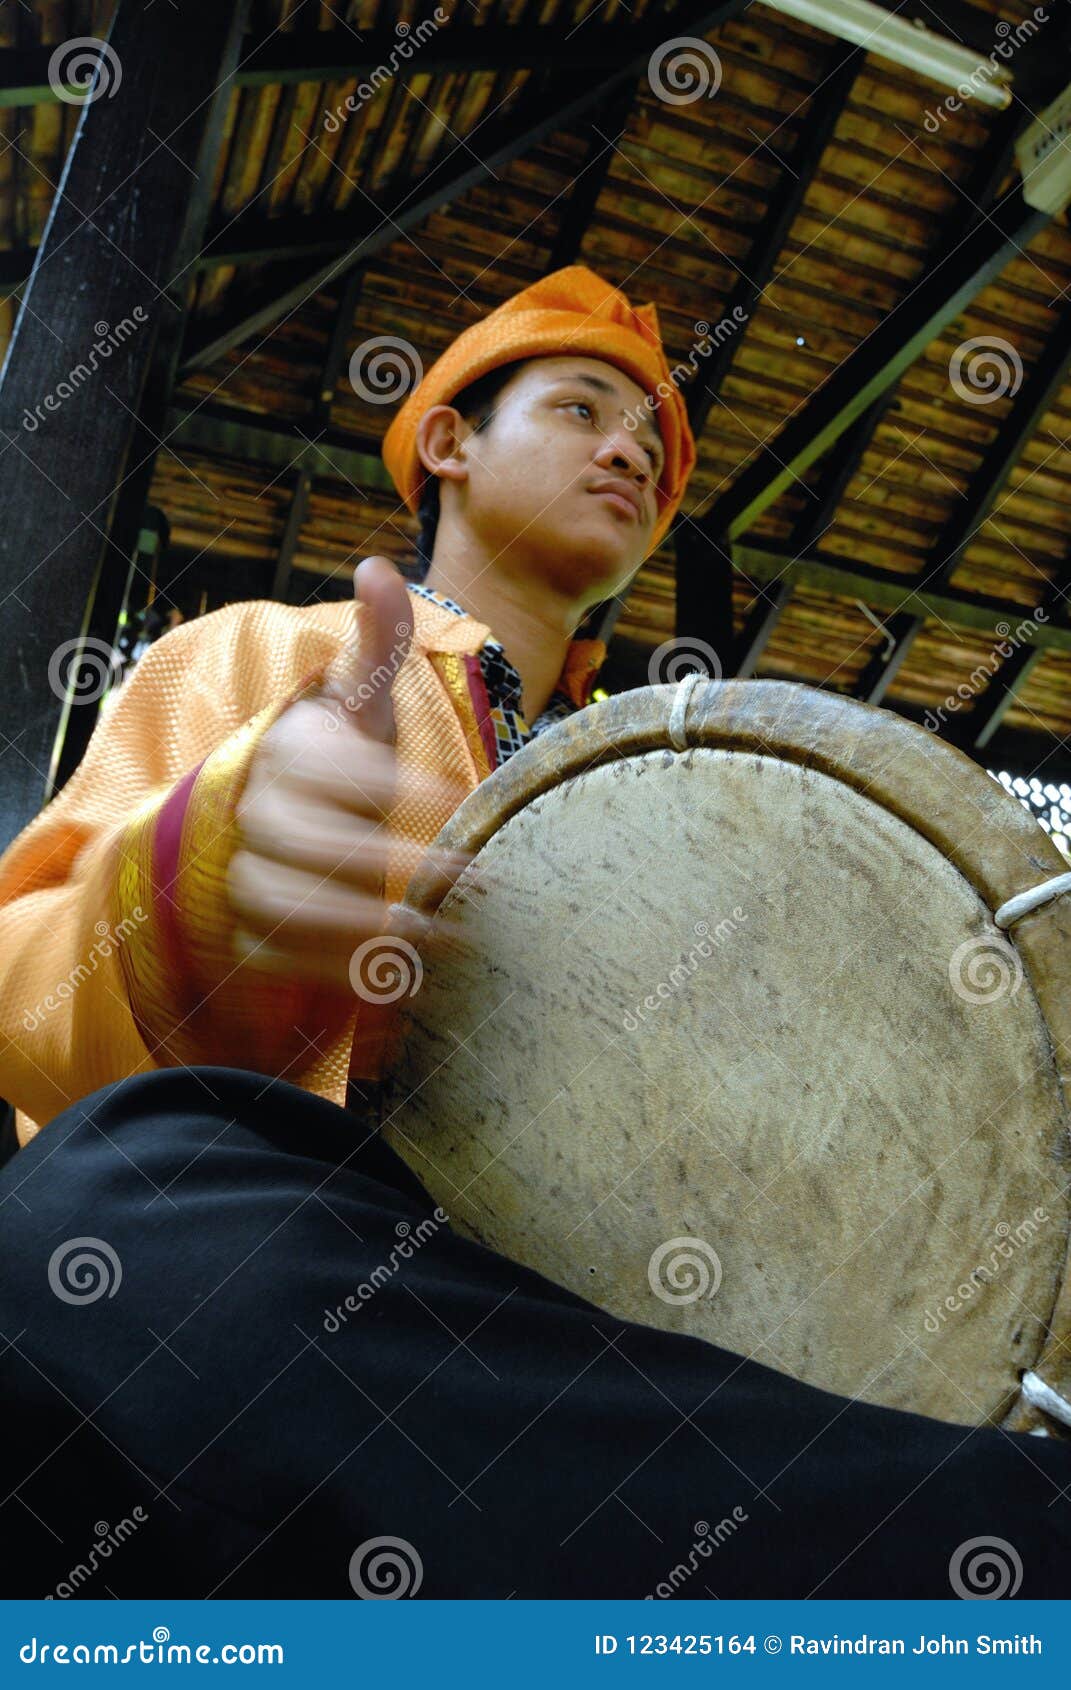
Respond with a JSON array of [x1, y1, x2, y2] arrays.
[[597, 429, 652, 483]]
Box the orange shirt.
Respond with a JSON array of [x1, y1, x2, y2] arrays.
[[0, 592, 604, 1150]]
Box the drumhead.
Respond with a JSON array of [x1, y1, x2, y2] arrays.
[[376, 680, 1071, 1426]]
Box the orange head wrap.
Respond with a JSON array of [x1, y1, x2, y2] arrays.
[[381, 264, 697, 556]]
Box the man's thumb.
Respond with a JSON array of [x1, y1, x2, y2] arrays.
[[321, 555, 413, 740]]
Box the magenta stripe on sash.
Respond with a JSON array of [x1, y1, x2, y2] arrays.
[[462, 653, 499, 771]]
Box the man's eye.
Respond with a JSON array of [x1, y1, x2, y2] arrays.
[[567, 400, 595, 420]]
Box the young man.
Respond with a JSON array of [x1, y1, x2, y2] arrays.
[[2, 266, 1069, 1600], [0, 264, 693, 1149]]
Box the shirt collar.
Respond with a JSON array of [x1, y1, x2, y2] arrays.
[[406, 581, 606, 711]]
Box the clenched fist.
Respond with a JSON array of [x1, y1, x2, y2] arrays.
[[227, 556, 468, 994]]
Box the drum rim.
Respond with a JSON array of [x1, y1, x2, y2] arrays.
[[391, 677, 1071, 1431]]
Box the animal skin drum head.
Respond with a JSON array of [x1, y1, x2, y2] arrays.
[[376, 680, 1071, 1428]]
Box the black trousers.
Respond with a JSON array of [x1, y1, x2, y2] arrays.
[[1, 1066, 1069, 1599]]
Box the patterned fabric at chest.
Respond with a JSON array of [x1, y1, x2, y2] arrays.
[[408, 581, 575, 769]]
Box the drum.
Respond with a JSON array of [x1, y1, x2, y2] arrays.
[[368, 677, 1071, 1431]]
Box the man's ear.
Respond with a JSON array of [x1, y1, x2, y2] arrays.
[[414, 404, 471, 490]]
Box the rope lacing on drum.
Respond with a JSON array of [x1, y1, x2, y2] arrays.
[[1019, 1369, 1071, 1431], [668, 671, 704, 750], [994, 871, 1071, 930]]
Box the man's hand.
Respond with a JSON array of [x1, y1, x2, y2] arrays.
[[227, 556, 466, 993]]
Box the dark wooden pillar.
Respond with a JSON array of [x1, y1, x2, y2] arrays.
[[0, 0, 250, 850]]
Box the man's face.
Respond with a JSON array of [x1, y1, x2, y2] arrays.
[[451, 355, 666, 604]]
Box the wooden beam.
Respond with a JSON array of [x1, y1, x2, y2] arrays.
[[680, 40, 862, 674], [0, 0, 251, 847], [179, 0, 753, 372], [733, 543, 1071, 653], [701, 183, 1050, 545], [167, 406, 391, 487], [857, 304, 1071, 711]]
